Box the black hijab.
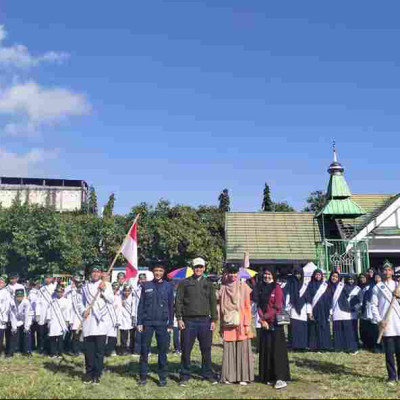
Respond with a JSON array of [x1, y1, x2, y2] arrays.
[[255, 266, 276, 311], [327, 271, 351, 312], [306, 269, 324, 301], [285, 266, 306, 314]]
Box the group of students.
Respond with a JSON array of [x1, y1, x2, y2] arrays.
[[278, 265, 390, 354], [1, 258, 400, 387]]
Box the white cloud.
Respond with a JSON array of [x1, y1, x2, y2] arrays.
[[0, 25, 69, 68], [0, 81, 91, 122], [0, 82, 91, 135], [0, 147, 58, 176]]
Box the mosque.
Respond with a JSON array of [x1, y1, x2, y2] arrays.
[[225, 146, 400, 275]]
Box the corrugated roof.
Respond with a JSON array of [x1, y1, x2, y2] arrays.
[[225, 212, 320, 262], [340, 194, 396, 230]]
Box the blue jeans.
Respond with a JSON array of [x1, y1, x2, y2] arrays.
[[140, 325, 169, 380], [180, 317, 213, 380]]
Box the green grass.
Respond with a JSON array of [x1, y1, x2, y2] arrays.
[[0, 344, 399, 399]]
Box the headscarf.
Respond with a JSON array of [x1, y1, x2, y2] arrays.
[[306, 269, 324, 301], [285, 266, 306, 314], [357, 273, 368, 290], [219, 274, 251, 322], [327, 271, 351, 312], [254, 266, 276, 312]]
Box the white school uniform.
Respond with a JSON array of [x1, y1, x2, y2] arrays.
[[371, 280, 400, 337], [46, 297, 71, 337], [38, 283, 56, 325], [119, 293, 137, 330], [28, 288, 41, 323], [7, 283, 26, 297], [0, 288, 11, 329], [81, 280, 114, 338], [65, 288, 83, 331], [107, 293, 122, 338], [10, 298, 33, 331]]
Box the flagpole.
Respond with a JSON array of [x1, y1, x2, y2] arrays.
[[80, 214, 141, 323]]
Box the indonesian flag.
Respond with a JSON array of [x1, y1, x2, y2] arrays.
[[121, 220, 138, 280]]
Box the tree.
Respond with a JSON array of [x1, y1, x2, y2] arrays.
[[303, 190, 326, 213], [273, 201, 295, 212], [103, 193, 115, 218], [88, 186, 98, 215], [261, 183, 273, 211], [218, 189, 230, 212]]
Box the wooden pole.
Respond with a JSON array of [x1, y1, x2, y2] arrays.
[[377, 295, 397, 344], [79, 214, 141, 326]]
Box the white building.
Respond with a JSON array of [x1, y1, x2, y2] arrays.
[[0, 177, 88, 212]]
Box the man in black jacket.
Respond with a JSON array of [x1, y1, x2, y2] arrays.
[[175, 257, 218, 386], [137, 264, 174, 387]]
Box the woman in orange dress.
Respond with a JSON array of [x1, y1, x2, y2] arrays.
[[219, 264, 254, 385]]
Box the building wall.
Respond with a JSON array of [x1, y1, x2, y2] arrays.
[[0, 185, 85, 211]]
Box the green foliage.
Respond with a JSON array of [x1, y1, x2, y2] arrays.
[[88, 185, 98, 215], [0, 199, 225, 277], [103, 193, 115, 218], [218, 189, 230, 212], [273, 201, 295, 212], [303, 190, 326, 213], [262, 183, 273, 211]]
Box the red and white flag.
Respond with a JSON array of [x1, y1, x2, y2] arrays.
[[121, 219, 138, 280]]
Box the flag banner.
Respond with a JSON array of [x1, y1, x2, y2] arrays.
[[121, 220, 138, 279]]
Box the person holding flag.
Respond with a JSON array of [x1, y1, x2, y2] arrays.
[[81, 266, 114, 385], [371, 261, 400, 385]]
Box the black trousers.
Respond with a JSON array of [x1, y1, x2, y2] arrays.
[[30, 322, 40, 351], [0, 328, 5, 354], [180, 317, 213, 380], [384, 336, 400, 381], [6, 326, 31, 356], [105, 336, 117, 356], [49, 335, 63, 356], [140, 325, 169, 380], [120, 329, 135, 354], [84, 335, 107, 380], [38, 324, 49, 354], [70, 331, 81, 354]]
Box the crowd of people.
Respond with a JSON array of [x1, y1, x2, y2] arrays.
[[0, 258, 399, 388]]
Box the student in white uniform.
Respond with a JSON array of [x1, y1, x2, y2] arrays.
[[371, 262, 400, 385], [285, 266, 309, 350], [38, 273, 56, 355], [105, 282, 121, 357], [8, 289, 33, 357], [81, 266, 114, 385], [119, 285, 137, 355], [328, 271, 358, 354], [0, 275, 11, 356], [66, 276, 84, 356], [28, 278, 42, 352], [346, 274, 362, 347], [7, 273, 26, 296], [46, 285, 71, 358]]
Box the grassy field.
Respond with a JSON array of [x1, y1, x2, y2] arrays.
[[0, 341, 399, 399]]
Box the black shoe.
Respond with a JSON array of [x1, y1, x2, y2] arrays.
[[206, 377, 218, 385], [82, 374, 92, 385], [92, 377, 100, 385], [25, 352, 33, 358], [158, 379, 167, 387]]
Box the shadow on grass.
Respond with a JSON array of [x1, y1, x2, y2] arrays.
[[43, 361, 83, 379], [292, 358, 382, 380]]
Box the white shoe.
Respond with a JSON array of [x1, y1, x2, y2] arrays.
[[224, 381, 232, 385], [275, 380, 287, 390], [387, 380, 396, 387], [239, 382, 248, 386], [111, 352, 117, 357]]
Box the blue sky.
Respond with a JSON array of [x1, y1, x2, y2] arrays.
[[1, 1, 399, 214]]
